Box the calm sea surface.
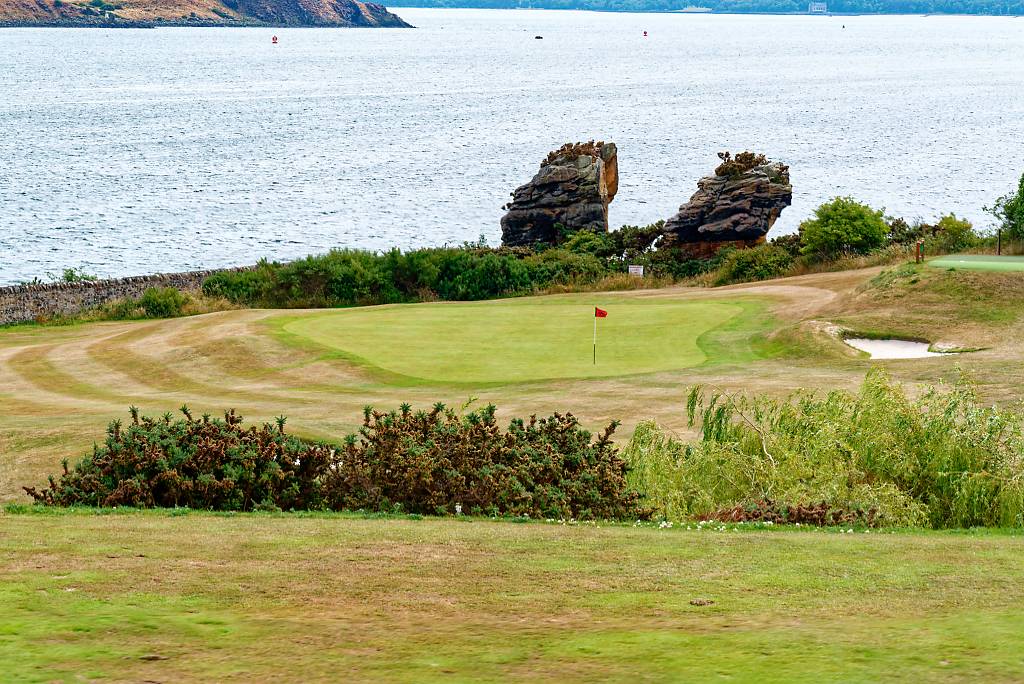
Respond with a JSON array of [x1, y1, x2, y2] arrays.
[[1, 10, 1023, 283]]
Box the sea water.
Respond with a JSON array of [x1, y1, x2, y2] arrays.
[[2, 10, 1023, 283]]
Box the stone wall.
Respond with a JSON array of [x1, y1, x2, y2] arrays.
[[0, 268, 251, 326]]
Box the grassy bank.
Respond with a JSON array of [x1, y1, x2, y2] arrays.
[[3, 508, 1024, 682]]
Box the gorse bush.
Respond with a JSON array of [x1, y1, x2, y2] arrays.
[[23, 408, 331, 511], [624, 369, 1024, 528], [26, 404, 647, 520], [324, 404, 644, 519]]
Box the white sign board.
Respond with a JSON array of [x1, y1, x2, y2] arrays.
[[628, 265, 644, 277]]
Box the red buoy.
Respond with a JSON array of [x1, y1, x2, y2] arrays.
[[643, 30, 648, 37], [272, 35, 279, 44]]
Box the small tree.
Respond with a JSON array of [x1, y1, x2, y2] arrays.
[[987, 171, 1024, 243], [799, 197, 888, 259], [930, 214, 978, 254]]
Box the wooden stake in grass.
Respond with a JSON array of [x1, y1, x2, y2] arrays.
[[594, 306, 607, 364]]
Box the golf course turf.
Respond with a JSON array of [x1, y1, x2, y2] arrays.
[[3, 509, 1024, 683], [278, 293, 773, 383], [4, 265, 1024, 681], [928, 254, 1024, 272]]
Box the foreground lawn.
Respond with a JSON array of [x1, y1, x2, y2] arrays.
[[278, 294, 771, 383], [2, 510, 1024, 682]]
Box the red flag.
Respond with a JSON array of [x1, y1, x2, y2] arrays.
[[595, 307, 608, 318]]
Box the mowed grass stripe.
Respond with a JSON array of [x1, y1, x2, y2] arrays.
[[282, 294, 771, 384]]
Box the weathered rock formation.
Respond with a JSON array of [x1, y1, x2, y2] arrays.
[[501, 141, 618, 247], [662, 152, 792, 258], [0, 0, 411, 27]]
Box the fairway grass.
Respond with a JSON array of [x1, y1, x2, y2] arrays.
[[928, 255, 1024, 272], [3, 509, 1024, 683], [278, 294, 772, 383]]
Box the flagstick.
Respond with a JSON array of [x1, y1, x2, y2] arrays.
[[593, 314, 597, 365]]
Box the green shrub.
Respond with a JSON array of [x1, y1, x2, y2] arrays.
[[138, 287, 188, 318], [51, 267, 98, 283], [799, 197, 888, 259], [770, 233, 804, 257], [713, 243, 794, 285], [26, 405, 647, 521], [987, 171, 1024, 243], [928, 214, 978, 254], [624, 369, 1024, 528], [202, 245, 622, 309], [202, 264, 274, 303], [522, 249, 606, 287]]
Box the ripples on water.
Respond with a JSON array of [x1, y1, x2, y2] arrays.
[[1, 10, 1023, 283]]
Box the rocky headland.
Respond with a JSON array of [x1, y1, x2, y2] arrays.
[[661, 152, 793, 258], [501, 141, 619, 247], [0, 0, 411, 27]]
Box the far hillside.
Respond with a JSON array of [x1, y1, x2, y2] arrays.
[[0, 0, 411, 27], [396, 0, 1024, 15]]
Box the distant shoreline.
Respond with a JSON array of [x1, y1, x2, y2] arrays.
[[0, 20, 412, 28], [1, 9, 1020, 26], [387, 6, 1022, 17]]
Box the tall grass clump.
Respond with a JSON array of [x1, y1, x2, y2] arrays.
[[625, 369, 1024, 528]]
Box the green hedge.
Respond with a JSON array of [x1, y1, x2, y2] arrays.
[[199, 220, 738, 309]]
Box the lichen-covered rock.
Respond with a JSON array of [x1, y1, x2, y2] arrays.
[[501, 141, 618, 247], [662, 152, 792, 257]]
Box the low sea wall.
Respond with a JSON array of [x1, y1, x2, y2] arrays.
[[0, 268, 248, 326]]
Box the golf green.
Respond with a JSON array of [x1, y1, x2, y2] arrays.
[[928, 255, 1024, 272], [280, 294, 768, 383]]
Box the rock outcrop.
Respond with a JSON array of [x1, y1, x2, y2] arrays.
[[501, 141, 618, 247], [662, 152, 792, 258], [0, 0, 411, 27]]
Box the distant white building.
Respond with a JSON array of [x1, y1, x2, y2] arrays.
[[808, 2, 828, 13]]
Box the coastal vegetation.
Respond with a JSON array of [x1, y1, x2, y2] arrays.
[[988, 169, 1024, 245], [197, 198, 987, 312], [627, 369, 1024, 529], [24, 368, 1024, 529], [797, 196, 889, 259], [26, 403, 644, 520]]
